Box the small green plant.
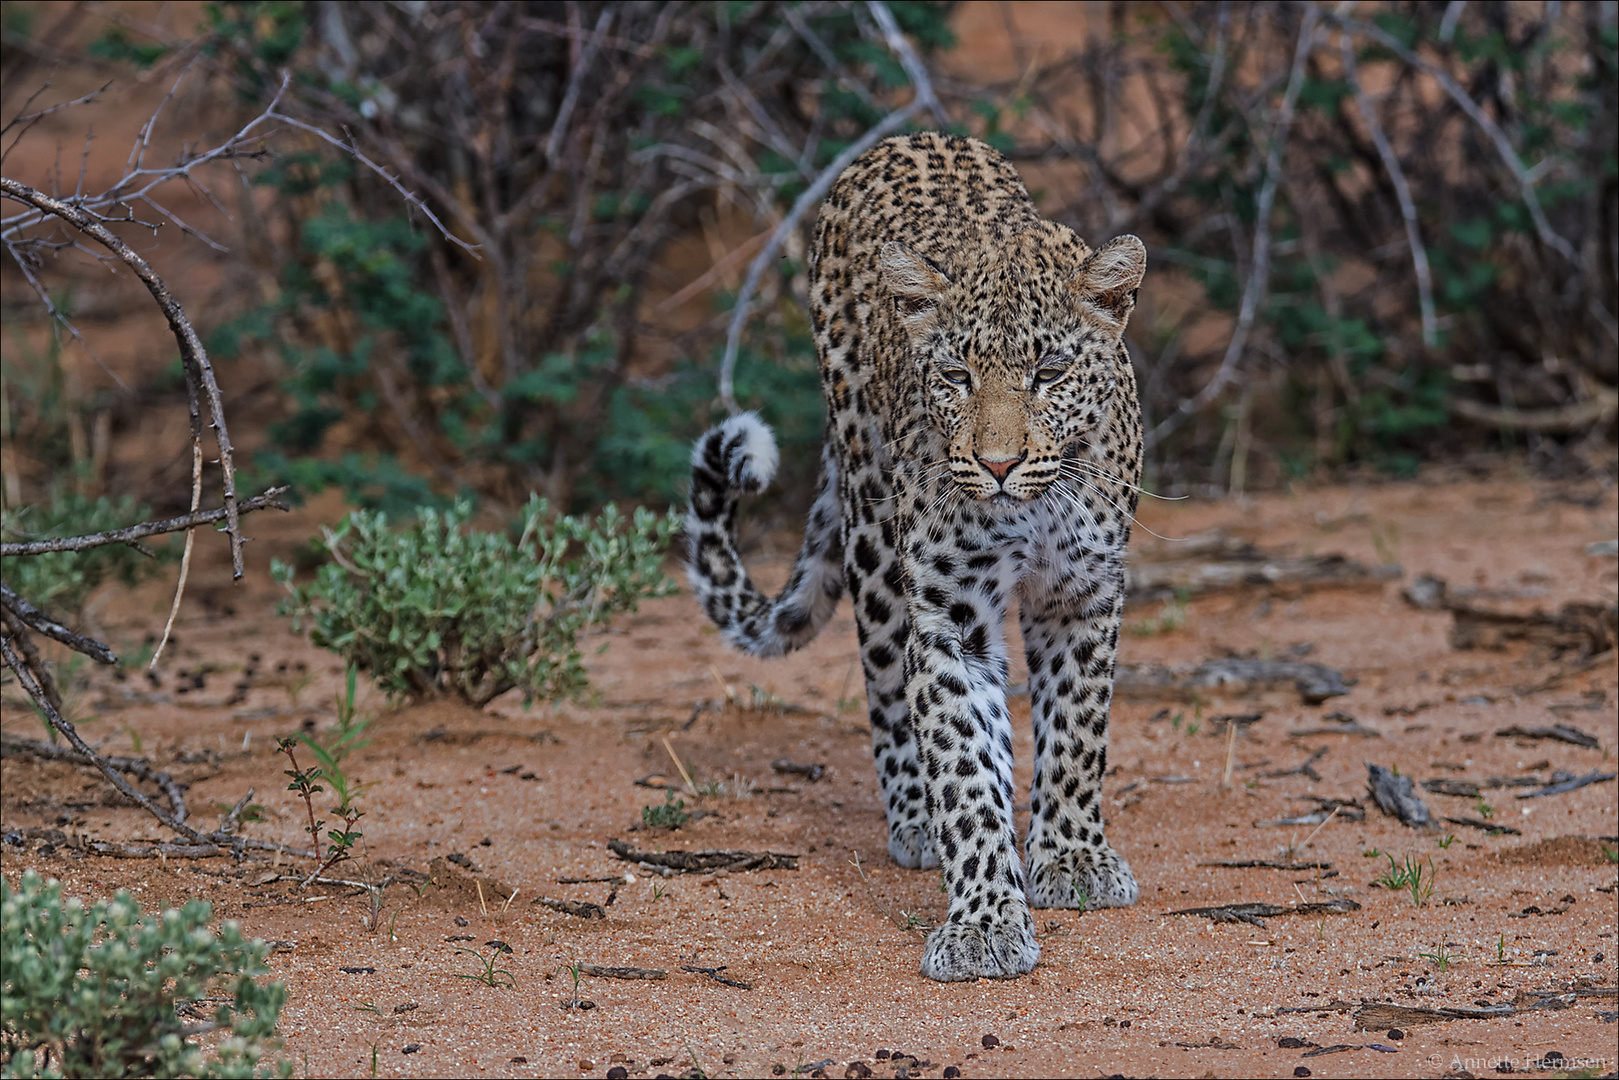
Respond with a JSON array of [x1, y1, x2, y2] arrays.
[[452, 946, 515, 989], [1129, 587, 1190, 637], [1496, 933, 1507, 963], [276, 737, 363, 880], [1437, 834, 1456, 850], [556, 963, 586, 1010], [316, 663, 371, 766], [1373, 852, 1435, 908], [1474, 796, 1494, 820], [641, 792, 691, 830], [1602, 846, 1616, 865], [1185, 722, 1201, 736], [1070, 882, 1092, 914], [1418, 940, 1458, 973], [0, 870, 289, 1078], [274, 498, 677, 706], [1362, 847, 1383, 859], [651, 882, 669, 902]]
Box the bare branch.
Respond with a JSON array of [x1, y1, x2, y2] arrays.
[[866, 0, 949, 129], [0, 582, 117, 665], [1339, 32, 1437, 348], [1334, 13, 1580, 267], [0, 486, 287, 557], [1147, 5, 1320, 447], [1, 734, 188, 822], [719, 103, 923, 414], [1, 176, 251, 574]]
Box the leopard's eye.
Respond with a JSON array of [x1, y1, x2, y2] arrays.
[[1033, 365, 1067, 385], [940, 366, 971, 387]]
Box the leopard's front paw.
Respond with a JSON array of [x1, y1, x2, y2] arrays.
[[919, 918, 1039, 982], [1026, 844, 1138, 909], [888, 825, 940, 871]]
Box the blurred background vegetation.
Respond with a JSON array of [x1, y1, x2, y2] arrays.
[[2, 0, 1615, 542]]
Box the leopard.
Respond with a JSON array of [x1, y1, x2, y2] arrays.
[[685, 132, 1147, 982]]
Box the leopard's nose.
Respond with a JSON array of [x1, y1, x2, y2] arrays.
[[976, 453, 1025, 483]]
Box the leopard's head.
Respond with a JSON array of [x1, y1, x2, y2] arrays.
[[879, 224, 1146, 505]]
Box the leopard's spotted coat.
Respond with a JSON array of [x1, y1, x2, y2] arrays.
[[687, 133, 1147, 981]]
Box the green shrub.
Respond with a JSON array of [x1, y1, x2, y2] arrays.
[[0, 870, 289, 1079], [272, 497, 677, 706], [1, 492, 173, 618]]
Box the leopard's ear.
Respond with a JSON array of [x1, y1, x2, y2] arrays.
[[1072, 235, 1146, 325], [879, 241, 951, 321]]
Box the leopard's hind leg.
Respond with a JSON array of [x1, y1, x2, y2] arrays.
[[843, 468, 935, 870]]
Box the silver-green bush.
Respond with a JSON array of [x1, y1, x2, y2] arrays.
[[273, 496, 678, 705], [0, 870, 289, 1079]]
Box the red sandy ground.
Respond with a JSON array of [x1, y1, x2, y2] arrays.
[[3, 471, 1616, 1080]]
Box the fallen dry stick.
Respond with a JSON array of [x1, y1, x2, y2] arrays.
[[1128, 550, 1398, 603], [532, 895, 607, 919], [1366, 762, 1434, 828], [1517, 769, 1617, 799], [681, 964, 753, 990], [578, 964, 666, 980], [608, 839, 798, 873], [1117, 658, 1351, 705], [1348, 991, 1611, 1030], [1166, 897, 1360, 926], [1197, 860, 1333, 871], [1496, 723, 1600, 749], [1443, 814, 1521, 836]]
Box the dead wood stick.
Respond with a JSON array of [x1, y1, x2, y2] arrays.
[[718, 100, 923, 414], [1, 635, 203, 840], [0, 607, 63, 712], [0, 487, 288, 558], [577, 964, 666, 980], [681, 964, 752, 990], [608, 839, 798, 873], [1197, 860, 1333, 870], [531, 895, 607, 919], [1, 734, 189, 822], [0, 582, 116, 664], [1167, 897, 1360, 925], [0, 177, 246, 577]]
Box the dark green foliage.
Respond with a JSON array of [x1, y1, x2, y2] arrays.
[[0, 871, 290, 1079], [272, 497, 677, 705], [199, 0, 951, 513]]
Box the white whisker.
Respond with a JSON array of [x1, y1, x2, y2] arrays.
[[1053, 470, 1184, 543]]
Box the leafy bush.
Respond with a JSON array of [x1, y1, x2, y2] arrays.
[[273, 497, 677, 705], [200, 0, 952, 512], [0, 493, 174, 617], [0, 870, 288, 1079]]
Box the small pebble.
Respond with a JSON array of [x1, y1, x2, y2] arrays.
[[607, 1069, 628, 1080], [1294, 1069, 1311, 1078], [942, 1069, 961, 1079], [402, 1044, 421, 1055], [454, 916, 469, 927], [510, 1057, 526, 1064], [981, 1035, 999, 1049], [579, 1059, 595, 1071], [1388, 1028, 1404, 1040], [845, 1063, 872, 1079]]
